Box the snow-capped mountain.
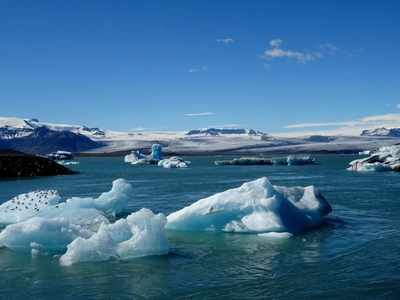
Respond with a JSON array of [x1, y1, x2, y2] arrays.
[[360, 127, 400, 137], [1, 117, 399, 155]]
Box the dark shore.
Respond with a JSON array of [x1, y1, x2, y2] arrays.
[[0, 149, 79, 179]]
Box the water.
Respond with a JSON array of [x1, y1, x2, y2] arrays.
[[1, 155, 399, 299]]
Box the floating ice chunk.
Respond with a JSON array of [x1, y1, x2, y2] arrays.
[[271, 157, 288, 165], [287, 154, 314, 165], [0, 179, 133, 229], [124, 143, 163, 163], [348, 145, 400, 172], [60, 208, 170, 266], [59, 222, 118, 266], [158, 157, 191, 168], [215, 155, 314, 166], [258, 232, 293, 238], [0, 217, 92, 255], [166, 177, 331, 234], [215, 157, 273, 165]]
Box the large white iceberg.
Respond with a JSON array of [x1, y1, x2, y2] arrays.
[[59, 208, 170, 266], [0, 180, 170, 265], [348, 145, 400, 172], [166, 177, 331, 235], [0, 179, 133, 229]]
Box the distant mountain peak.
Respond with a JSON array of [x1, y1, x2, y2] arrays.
[[360, 127, 400, 137], [186, 128, 263, 136]]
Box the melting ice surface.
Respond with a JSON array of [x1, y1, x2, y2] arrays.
[[166, 177, 332, 236], [0, 177, 332, 265], [158, 156, 191, 168], [348, 145, 400, 172], [0, 179, 170, 265]]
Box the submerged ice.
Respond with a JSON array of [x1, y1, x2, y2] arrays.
[[0, 176, 332, 265], [166, 177, 332, 235]]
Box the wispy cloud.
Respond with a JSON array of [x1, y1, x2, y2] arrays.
[[188, 66, 208, 73], [271, 113, 400, 137], [210, 123, 242, 128], [285, 114, 400, 129], [261, 39, 338, 66], [129, 126, 164, 132], [185, 112, 214, 117], [216, 38, 234, 44], [397, 104, 400, 109]]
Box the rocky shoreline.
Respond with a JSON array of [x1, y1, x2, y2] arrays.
[[0, 149, 79, 178]]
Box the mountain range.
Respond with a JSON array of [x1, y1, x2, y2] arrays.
[[0, 117, 399, 155]]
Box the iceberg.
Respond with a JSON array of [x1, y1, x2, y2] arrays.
[[0, 179, 133, 229], [158, 156, 191, 168], [287, 154, 314, 165], [59, 208, 170, 266], [124, 143, 163, 164], [215, 155, 314, 166], [166, 177, 332, 234], [348, 145, 400, 172], [0, 181, 170, 265]]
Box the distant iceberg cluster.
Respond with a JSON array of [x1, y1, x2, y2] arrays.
[[215, 154, 314, 166], [0, 177, 332, 265], [348, 145, 400, 172], [125, 144, 190, 168]]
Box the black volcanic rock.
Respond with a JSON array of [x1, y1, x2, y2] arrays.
[[0, 126, 103, 154], [0, 149, 79, 178]]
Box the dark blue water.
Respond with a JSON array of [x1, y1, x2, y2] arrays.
[[1, 155, 399, 299]]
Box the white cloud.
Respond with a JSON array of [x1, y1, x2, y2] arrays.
[[217, 38, 234, 44], [318, 43, 338, 54], [397, 104, 400, 109], [185, 112, 214, 117], [209, 124, 242, 128], [285, 114, 400, 129], [270, 39, 282, 48], [280, 113, 400, 136], [261, 39, 338, 66], [188, 66, 208, 73], [129, 126, 165, 132]]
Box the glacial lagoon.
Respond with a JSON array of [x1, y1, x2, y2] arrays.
[[0, 155, 399, 299]]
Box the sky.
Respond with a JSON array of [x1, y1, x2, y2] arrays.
[[1, 0, 400, 136]]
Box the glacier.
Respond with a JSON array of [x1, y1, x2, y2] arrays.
[[0, 177, 332, 265]]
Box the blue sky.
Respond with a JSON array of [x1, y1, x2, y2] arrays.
[[1, 0, 400, 135]]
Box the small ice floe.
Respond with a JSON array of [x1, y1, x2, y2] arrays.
[[166, 177, 331, 235], [348, 145, 400, 172], [215, 154, 314, 166], [158, 156, 191, 168]]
